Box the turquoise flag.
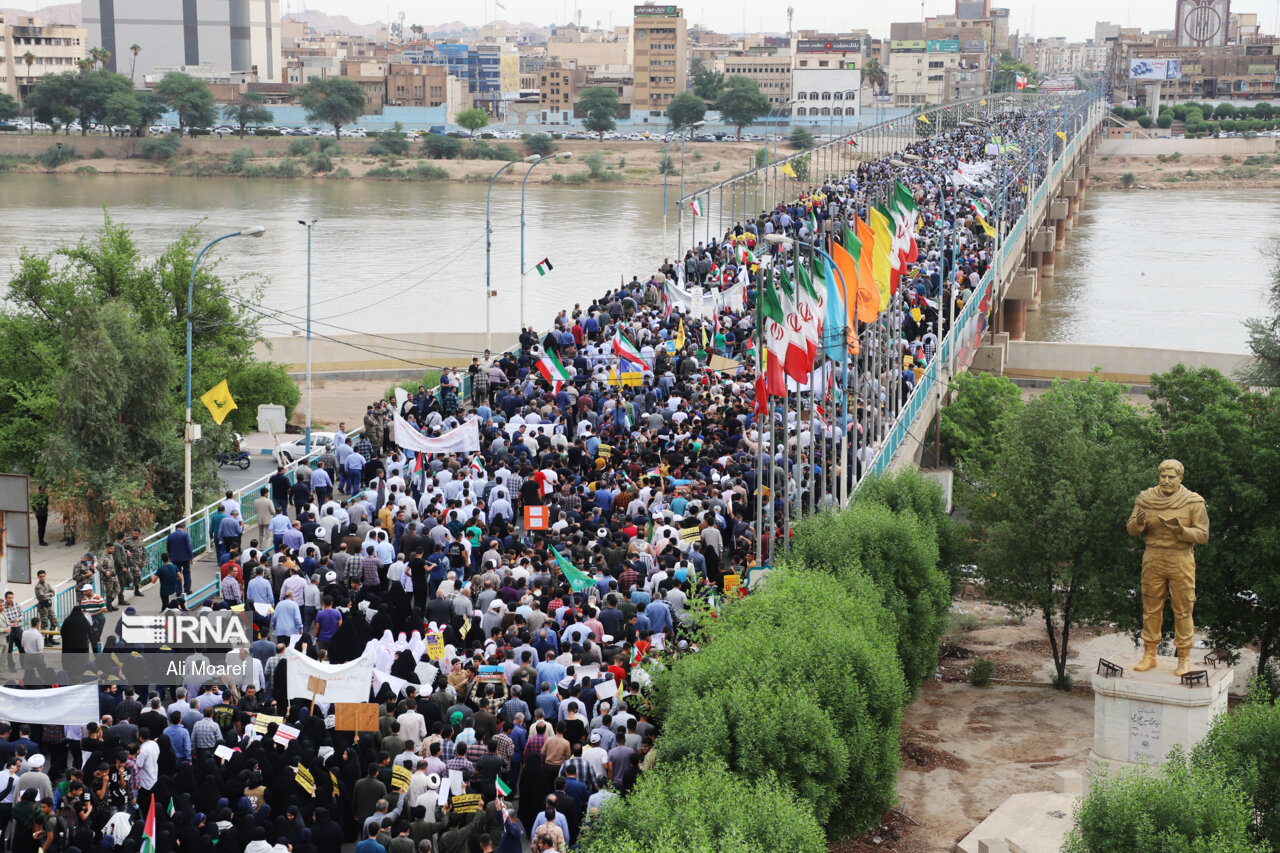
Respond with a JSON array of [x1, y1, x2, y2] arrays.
[[551, 546, 593, 593]]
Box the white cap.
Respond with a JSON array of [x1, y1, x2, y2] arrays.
[[81, 584, 93, 592], [28, 755, 45, 769]]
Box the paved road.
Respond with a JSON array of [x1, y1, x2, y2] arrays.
[[217, 453, 279, 494]]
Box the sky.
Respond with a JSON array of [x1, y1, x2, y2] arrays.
[[284, 0, 1255, 44]]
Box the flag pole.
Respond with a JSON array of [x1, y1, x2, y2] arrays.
[[754, 264, 765, 566]]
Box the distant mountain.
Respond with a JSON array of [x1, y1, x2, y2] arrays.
[[1, 3, 80, 25]]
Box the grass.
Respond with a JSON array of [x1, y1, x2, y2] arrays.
[[74, 165, 97, 174], [946, 610, 982, 641], [365, 162, 449, 181], [0, 153, 33, 173]]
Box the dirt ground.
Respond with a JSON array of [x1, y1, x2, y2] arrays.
[[1089, 147, 1280, 190]]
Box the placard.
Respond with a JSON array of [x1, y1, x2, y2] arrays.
[[295, 766, 315, 795], [334, 702, 380, 733], [252, 713, 283, 734], [451, 793, 483, 814], [723, 574, 741, 596], [274, 724, 300, 746], [214, 744, 235, 761], [391, 764, 412, 793], [523, 505, 549, 531]]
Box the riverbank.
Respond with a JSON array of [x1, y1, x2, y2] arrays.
[[0, 133, 783, 188], [1089, 144, 1280, 190]]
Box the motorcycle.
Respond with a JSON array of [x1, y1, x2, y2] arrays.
[[216, 435, 252, 470]]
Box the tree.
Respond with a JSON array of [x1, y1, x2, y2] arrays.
[[27, 70, 133, 136], [155, 72, 216, 135], [1242, 242, 1280, 388], [454, 107, 488, 137], [0, 93, 17, 123], [297, 76, 367, 138], [939, 370, 1023, 471], [368, 120, 410, 156], [129, 43, 142, 82], [993, 61, 1035, 93], [666, 90, 706, 130], [578, 761, 826, 853], [963, 379, 1149, 688], [862, 57, 888, 93], [421, 133, 462, 159], [132, 90, 167, 137], [692, 68, 725, 103], [89, 47, 112, 71], [1063, 750, 1265, 853], [787, 126, 813, 150], [222, 91, 274, 138], [523, 132, 556, 156], [716, 75, 770, 140], [1191, 683, 1280, 847], [578, 87, 620, 140], [102, 91, 140, 133]]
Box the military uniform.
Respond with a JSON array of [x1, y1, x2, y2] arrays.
[[34, 578, 57, 633], [72, 556, 96, 593], [111, 545, 129, 605], [101, 550, 122, 609], [125, 536, 146, 594]]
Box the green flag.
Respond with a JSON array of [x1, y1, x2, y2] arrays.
[[551, 546, 593, 593]]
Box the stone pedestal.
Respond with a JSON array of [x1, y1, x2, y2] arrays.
[[1088, 652, 1232, 776]]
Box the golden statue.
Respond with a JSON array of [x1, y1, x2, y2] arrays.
[[1126, 460, 1210, 678]]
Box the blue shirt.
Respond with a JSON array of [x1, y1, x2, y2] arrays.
[[164, 723, 192, 763], [356, 840, 385, 853], [535, 691, 561, 721], [310, 467, 332, 489], [246, 576, 274, 605], [272, 598, 303, 637], [531, 811, 570, 842]]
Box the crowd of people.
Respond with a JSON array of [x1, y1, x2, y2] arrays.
[[0, 104, 1074, 853]]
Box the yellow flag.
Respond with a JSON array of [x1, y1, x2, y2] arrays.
[[917, 114, 930, 124], [1056, 131, 1067, 142], [980, 98, 987, 106], [867, 208, 894, 311], [675, 320, 685, 350], [780, 162, 798, 179], [200, 379, 237, 425]]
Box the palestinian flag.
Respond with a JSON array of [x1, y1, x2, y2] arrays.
[[167, 798, 176, 818], [534, 258, 553, 277], [971, 201, 997, 238], [496, 777, 512, 798], [737, 243, 755, 265], [141, 796, 157, 853], [689, 198, 704, 217], [612, 330, 649, 372], [551, 546, 593, 592], [536, 349, 572, 392]]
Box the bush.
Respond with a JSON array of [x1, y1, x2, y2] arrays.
[[491, 143, 519, 162], [305, 151, 334, 174], [788, 126, 814, 150], [1156, 113, 1173, 129], [251, 127, 281, 136], [74, 165, 97, 175], [970, 658, 994, 686], [1063, 751, 1265, 853], [223, 362, 299, 433], [328, 167, 351, 179], [578, 761, 826, 853], [524, 132, 556, 156], [566, 171, 591, 183], [368, 121, 411, 157], [138, 135, 181, 160], [88, 148, 107, 159], [1121, 172, 1136, 188], [583, 151, 606, 178], [226, 146, 253, 173], [0, 153, 32, 173], [422, 134, 462, 159], [287, 138, 315, 156], [658, 154, 677, 175], [1190, 682, 1280, 847], [317, 137, 340, 154], [652, 568, 906, 834], [365, 162, 449, 181], [1137, 115, 1154, 129], [36, 144, 80, 169], [754, 146, 767, 168], [463, 139, 495, 160]]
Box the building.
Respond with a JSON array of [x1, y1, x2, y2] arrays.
[[1175, 0, 1231, 47], [83, 0, 282, 82], [630, 4, 686, 119], [395, 41, 518, 115], [0, 13, 86, 100], [539, 63, 588, 124], [386, 63, 448, 108], [792, 67, 862, 119], [722, 53, 792, 109]]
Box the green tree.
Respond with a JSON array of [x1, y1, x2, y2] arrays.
[[128, 43, 142, 82], [1191, 682, 1280, 846], [1241, 242, 1280, 388], [862, 57, 888, 93], [222, 91, 274, 138], [666, 90, 706, 130], [155, 72, 217, 135], [102, 91, 140, 133], [939, 370, 1023, 471], [578, 761, 826, 853], [455, 107, 489, 137], [524, 132, 556, 156], [297, 77, 367, 138], [422, 133, 462, 159], [368, 120, 411, 155], [1063, 750, 1266, 853], [963, 379, 1149, 688], [132, 90, 167, 137], [787, 126, 813, 150], [716, 75, 771, 140], [28, 70, 133, 136], [692, 68, 725, 103], [993, 61, 1035, 93], [581, 151, 605, 179], [578, 87, 621, 140], [0, 93, 18, 122]]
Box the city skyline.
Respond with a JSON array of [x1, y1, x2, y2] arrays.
[[287, 0, 1273, 44]]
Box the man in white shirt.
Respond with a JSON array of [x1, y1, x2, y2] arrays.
[[136, 728, 160, 814], [21, 618, 44, 654]]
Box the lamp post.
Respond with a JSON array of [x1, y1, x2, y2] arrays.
[[763, 99, 799, 215], [486, 155, 540, 353], [519, 151, 573, 330], [662, 120, 702, 262], [296, 219, 317, 456], [670, 120, 705, 261], [185, 226, 265, 518]]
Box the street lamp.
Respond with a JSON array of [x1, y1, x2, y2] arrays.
[[664, 120, 703, 261], [486, 155, 540, 353], [296, 219, 318, 457], [763, 99, 800, 216], [520, 151, 573, 329], [184, 226, 265, 518]]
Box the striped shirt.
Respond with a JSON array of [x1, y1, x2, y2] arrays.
[[359, 555, 381, 588], [80, 594, 106, 617], [191, 718, 222, 749]]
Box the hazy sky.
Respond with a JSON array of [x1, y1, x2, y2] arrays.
[[286, 0, 1274, 44]]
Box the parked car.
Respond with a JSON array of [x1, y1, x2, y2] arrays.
[[275, 431, 337, 464]]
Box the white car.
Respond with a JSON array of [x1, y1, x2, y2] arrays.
[[275, 432, 337, 464]]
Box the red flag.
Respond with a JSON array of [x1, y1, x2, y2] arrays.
[[754, 374, 769, 416]]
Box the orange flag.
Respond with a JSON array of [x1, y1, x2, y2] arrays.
[[832, 237, 877, 327], [853, 216, 880, 321]]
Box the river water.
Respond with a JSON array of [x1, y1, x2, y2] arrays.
[[0, 174, 678, 338], [1027, 188, 1280, 354], [1, 176, 1276, 352]]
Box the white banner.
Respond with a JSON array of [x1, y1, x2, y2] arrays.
[[393, 415, 481, 455], [286, 648, 375, 704], [663, 280, 746, 319], [372, 669, 409, 698], [0, 683, 99, 725]]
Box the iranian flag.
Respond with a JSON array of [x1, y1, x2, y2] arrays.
[[496, 777, 512, 798], [1015, 73, 1027, 90], [469, 455, 485, 476], [534, 258, 553, 277], [611, 330, 649, 372], [895, 181, 919, 265], [141, 796, 158, 853], [760, 270, 793, 397], [536, 349, 572, 392], [791, 259, 824, 364], [776, 269, 813, 383], [737, 243, 755, 265], [689, 197, 704, 216]]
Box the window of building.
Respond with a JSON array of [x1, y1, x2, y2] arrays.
[[833, 91, 843, 99], [928, 61, 943, 69], [821, 107, 830, 115], [810, 91, 819, 99], [797, 91, 807, 99], [821, 91, 831, 99], [799, 59, 808, 67], [819, 60, 829, 67], [796, 106, 807, 115]]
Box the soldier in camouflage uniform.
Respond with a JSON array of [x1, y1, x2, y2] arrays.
[[101, 543, 122, 611], [72, 553, 96, 592], [111, 533, 130, 605], [125, 528, 146, 596], [34, 569, 57, 644]]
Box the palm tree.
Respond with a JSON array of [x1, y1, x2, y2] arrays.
[[21, 52, 35, 134], [862, 58, 888, 94], [410, 24, 423, 39], [129, 44, 142, 82], [90, 47, 111, 71]]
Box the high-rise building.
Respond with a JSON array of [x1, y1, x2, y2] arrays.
[[82, 0, 282, 82], [630, 4, 686, 119], [1174, 0, 1231, 47], [0, 13, 87, 100]]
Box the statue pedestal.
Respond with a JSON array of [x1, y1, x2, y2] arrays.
[[1087, 652, 1232, 776]]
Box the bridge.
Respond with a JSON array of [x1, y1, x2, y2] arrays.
[[676, 88, 1108, 503]]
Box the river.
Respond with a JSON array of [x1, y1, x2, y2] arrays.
[[0, 173, 683, 337], [1027, 188, 1280, 354]]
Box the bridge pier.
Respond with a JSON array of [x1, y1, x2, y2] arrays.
[[1003, 298, 1027, 341]]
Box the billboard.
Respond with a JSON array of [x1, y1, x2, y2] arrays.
[[798, 38, 862, 52], [634, 4, 679, 16], [927, 39, 961, 52], [1129, 58, 1183, 80], [1175, 0, 1230, 47], [890, 40, 926, 51]]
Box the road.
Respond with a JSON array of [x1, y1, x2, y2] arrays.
[[217, 453, 279, 494]]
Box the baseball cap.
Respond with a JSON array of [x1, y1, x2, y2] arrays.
[[81, 584, 93, 592]]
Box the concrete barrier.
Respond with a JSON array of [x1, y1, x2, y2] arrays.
[[1002, 340, 1254, 384], [1098, 137, 1279, 157]]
